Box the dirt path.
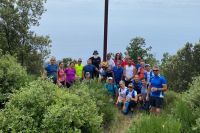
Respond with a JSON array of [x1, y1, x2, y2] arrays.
[[104, 111, 135, 133]]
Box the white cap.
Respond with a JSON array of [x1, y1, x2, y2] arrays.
[[108, 77, 113, 80]]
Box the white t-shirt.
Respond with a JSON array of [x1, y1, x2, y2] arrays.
[[118, 87, 128, 101], [107, 59, 115, 69], [125, 65, 135, 81]]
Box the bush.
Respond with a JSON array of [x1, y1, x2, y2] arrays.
[[171, 76, 200, 133], [71, 80, 118, 128], [172, 101, 197, 133], [0, 80, 102, 132], [0, 54, 28, 105], [127, 114, 181, 133]]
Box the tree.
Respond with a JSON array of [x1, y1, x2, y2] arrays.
[[0, 0, 51, 75], [161, 41, 200, 92], [126, 37, 158, 66]]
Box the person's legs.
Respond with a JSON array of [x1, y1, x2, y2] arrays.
[[154, 97, 163, 115]]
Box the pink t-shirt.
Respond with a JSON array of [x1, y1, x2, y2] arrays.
[[65, 68, 76, 82], [58, 69, 65, 82]]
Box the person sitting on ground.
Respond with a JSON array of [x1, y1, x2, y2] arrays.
[[65, 62, 76, 88], [113, 60, 124, 86], [146, 66, 167, 115], [45, 56, 58, 84], [105, 77, 118, 101], [57, 62, 66, 87], [116, 80, 128, 110], [83, 59, 99, 79], [122, 83, 138, 114]]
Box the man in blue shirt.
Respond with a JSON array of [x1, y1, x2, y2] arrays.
[[83, 59, 99, 79], [45, 57, 58, 84], [147, 66, 167, 115], [113, 61, 124, 86]]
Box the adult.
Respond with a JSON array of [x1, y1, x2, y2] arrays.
[[138, 61, 146, 80], [113, 61, 124, 85], [144, 64, 154, 86], [105, 77, 118, 100], [114, 53, 122, 65], [65, 62, 76, 88], [123, 83, 138, 114], [45, 56, 58, 84], [83, 59, 99, 79], [132, 75, 142, 95], [124, 59, 136, 87], [116, 80, 128, 109], [107, 53, 115, 69], [75, 58, 84, 79], [57, 62, 66, 87], [122, 55, 135, 68], [147, 66, 167, 115], [90, 50, 101, 78], [136, 56, 143, 70]]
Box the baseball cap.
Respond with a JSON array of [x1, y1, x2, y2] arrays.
[[108, 77, 113, 80], [78, 58, 82, 62], [93, 50, 99, 55], [145, 64, 150, 67]]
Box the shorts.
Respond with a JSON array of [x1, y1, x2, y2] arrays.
[[149, 96, 163, 108]]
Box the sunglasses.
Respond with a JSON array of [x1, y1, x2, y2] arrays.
[[128, 86, 133, 88], [153, 70, 159, 71]]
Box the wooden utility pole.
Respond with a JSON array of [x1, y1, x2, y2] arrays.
[[103, 0, 109, 61]]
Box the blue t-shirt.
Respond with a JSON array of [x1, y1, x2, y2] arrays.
[[83, 65, 96, 78], [150, 75, 167, 98], [113, 66, 123, 84], [45, 64, 58, 81], [136, 63, 141, 70], [105, 83, 118, 96], [132, 80, 142, 94]]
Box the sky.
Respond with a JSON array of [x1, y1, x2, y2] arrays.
[[34, 0, 200, 64]]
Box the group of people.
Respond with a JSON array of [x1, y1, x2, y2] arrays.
[[45, 50, 167, 115]]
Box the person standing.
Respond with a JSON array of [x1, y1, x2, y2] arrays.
[[138, 61, 146, 80], [65, 62, 76, 88], [90, 50, 101, 78], [144, 64, 154, 86], [146, 66, 167, 115], [75, 58, 84, 80], [114, 53, 122, 65], [106, 53, 115, 69], [83, 59, 99, 79], [57, 62, 66, 87], [45, 56, 58, 84], [124, 59, 136, 87], [113, 61, 124, 86]]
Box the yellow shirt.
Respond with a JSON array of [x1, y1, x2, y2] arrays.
[[75, 64, 84, 78]]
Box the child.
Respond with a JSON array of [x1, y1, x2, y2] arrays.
[[105, 77, 118, 102], [122, 83, 138, 114]]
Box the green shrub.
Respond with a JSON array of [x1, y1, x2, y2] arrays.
[[172, 76, 200, 133], [0, 54, 28, 105], [72, 80, 117, 127], [127, 114, 181, 133], [0, 80, 102, 132], [163, 90, 180, 113], [172, 101, 197, 133]]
